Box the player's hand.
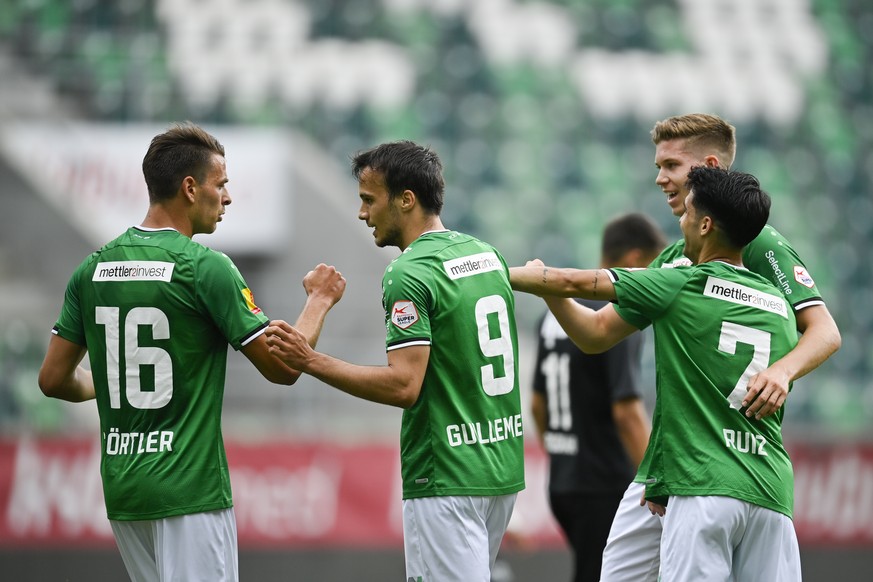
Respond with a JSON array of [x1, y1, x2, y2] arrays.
[[646, 500, 666, 517], [265, 320, 314, 370], [507, 259, 546, 295], [639, 491, 666, 517], [303, 263, 346, 307], [742, 366, 789, 419]]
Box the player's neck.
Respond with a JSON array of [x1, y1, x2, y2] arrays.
[[399, 215, 445, 250], [697, 248, 743, 267], [141, 204, 194, 238]]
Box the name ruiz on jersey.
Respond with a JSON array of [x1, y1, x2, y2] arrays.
[[446, 414, 523, 447], [443, 252, 502, 280], [703, 276, 788, 318], [93, 261, 175, 282], [723, 428, 768, 456]]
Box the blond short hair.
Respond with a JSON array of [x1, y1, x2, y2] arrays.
[[651, 113, 737, 167]]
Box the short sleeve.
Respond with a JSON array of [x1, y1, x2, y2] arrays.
[[742, 225, 824, 312], [610, 267, 689, 327], [382, 258, 433, 351], [52, 256, 94, 345], [196, 251, 269, 350]]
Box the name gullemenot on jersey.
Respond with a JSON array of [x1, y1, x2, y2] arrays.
[[93, 261, 175, 282], [703, 276, 788, 318], [446, 414, 523, 448], [442, 252, 502, 280]]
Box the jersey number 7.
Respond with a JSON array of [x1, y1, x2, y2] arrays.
[[718, 321, 771, 411]]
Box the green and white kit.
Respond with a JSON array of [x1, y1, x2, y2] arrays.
[[53, 226, 268, 520], [382, 230, 525, 500]]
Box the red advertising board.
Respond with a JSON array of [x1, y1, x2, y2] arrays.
[[0, 438, 871, 548]]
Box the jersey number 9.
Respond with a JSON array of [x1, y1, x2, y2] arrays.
[[475, 295, 516, 396]]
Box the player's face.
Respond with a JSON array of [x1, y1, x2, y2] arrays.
[[191, 154, 231, 235], [654, 138, 705, 217], [679, 190, 702, 263], [358, 168, 403, 248]]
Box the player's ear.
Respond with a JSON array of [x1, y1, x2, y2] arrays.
[[702, 155, 720, 168], [181, 176, 197, 203], [399, 189, 415, 210]]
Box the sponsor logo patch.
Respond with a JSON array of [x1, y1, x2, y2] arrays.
[[92, 261, 174, 282], [663, 257, 692, 268], [703, 276, 788, 318], [793, 266, 815, 288], [391, 300, 419, 329], [443, 252, 503, 280], [241, 288, 262, 314]]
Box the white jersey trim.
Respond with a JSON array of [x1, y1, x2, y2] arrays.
[[386, 339, 431, 351], [240, 326, 266, 347], [793, 298, 825, 311]]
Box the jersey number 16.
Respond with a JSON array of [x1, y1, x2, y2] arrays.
[[96, 306, 173, 410]]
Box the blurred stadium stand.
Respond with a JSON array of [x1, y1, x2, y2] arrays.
[[0, 0, 869, 439], [0, 0, 871, 579]]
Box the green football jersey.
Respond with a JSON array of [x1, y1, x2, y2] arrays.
[[53, 227, 269, 520], [611, 262, 798, 517], [631, 224, 824, 485], [382, 230, 525, 499], [651, 224, 824, 310]]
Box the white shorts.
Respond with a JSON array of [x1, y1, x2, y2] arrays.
[[110, 507, 239, 582], [661, 495, 801, 582], [403, 494, 517, 582], [600, 481, 662, 582]]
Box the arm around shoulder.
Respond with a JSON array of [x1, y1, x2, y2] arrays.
[[742, 304, 841, 419], [771, 304, 841, 383]]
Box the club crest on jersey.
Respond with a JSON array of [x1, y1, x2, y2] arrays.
[[241, 288, 262, 314], [391, 300, 419, 329], [793, 265, 815, 288]]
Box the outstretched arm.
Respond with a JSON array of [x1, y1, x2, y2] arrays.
[[509, 261, 617, 301], [38, 335, 95, 402], [265, 320, 428, 408], [244, 263, 346, 385], [742, 304, 841, 419], [511, 259, 636, 351]]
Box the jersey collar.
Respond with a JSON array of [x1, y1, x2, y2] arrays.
[[133, 225, 179, 234]]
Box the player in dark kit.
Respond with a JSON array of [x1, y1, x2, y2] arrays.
[[532, 213, 665, 582]]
